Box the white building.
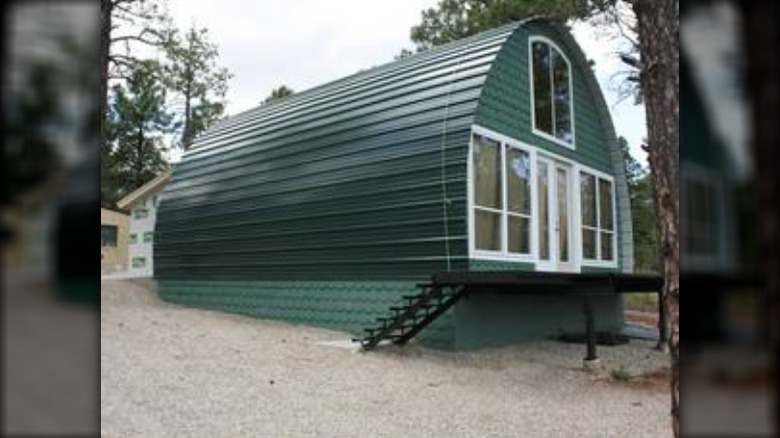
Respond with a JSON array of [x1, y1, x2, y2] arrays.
[[117, 172, 171, 278]]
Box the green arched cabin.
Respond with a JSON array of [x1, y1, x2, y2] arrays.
[[156, 19, 634, 349]]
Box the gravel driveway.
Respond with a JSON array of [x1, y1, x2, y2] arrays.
[[101, 279, 672, 437]]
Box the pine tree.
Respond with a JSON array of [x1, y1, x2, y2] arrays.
[[104, 60, 174, 203], [164, 26, 231, 150]]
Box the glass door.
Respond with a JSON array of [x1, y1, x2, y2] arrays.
[[536, 157, 577, 272]]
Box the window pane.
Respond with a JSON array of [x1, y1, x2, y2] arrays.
[[551, 49, 572, 143], [472, 135, 502, 209], [475, 210, 502, 251], [557, 168, 569, 262], [538, 161, 550, 260], [508, 216, 531, 254], [599, 178, 614, 231], [580, 172, 597, 227], [144, 232, 154, 243], [129, 233, 137, 244], [101, 225, 117, 247], [582, 228, 597, 259], [532, 42, 553, 135], [506, 147, 531, 214], [601, 231, 614, 261]]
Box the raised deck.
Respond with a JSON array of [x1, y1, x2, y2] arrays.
[[356, 271, 665, 359]]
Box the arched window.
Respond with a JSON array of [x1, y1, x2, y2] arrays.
[[530, 37, 574, 147]]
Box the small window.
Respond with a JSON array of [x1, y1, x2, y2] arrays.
[[580, 172, 615, 262], [531, 39, 573, 145], [144, 232, 154, 243], [132, 257, 146, 268], [134, 208, 149, 219], [473, 134, 503, 251], [506, 147, 531, 254], [471, 133, 533, 256], [129, 233, 138, 244], [101, 225, 117, 247]]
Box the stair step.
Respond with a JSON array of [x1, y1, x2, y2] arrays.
[[402, 295, 424, 301]]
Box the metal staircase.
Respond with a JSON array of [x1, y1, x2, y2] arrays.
[[354, 283, 467, 350]]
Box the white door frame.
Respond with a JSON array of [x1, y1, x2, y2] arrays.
[[536, 155, 578, 272]]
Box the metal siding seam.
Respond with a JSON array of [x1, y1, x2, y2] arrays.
[[439, 38, 477, 272]]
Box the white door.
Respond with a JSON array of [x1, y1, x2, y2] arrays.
[[536, 158, 577, 272]]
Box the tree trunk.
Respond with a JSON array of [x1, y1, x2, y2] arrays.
[[738, 2, 780, 432], [100, 0, 113, 156], [628, 0, 679, 436]]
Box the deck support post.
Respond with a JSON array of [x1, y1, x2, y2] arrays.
[[584, 294, 598, 362]]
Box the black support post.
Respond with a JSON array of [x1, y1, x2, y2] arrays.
[[584, 294, 597, 361]]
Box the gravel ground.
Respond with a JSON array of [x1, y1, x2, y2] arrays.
[[101, 279, 672, 437]]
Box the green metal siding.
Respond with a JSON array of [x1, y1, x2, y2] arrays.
[[159, 280, 456, 349], [474, 23, 612, 174], [157, 25, 524, 281], [469, 259, 535, 271], [472, 21, 633, 273], [156, 24, 524, 348], [454, 292, 621, 349], [451, 22, 625, 349]]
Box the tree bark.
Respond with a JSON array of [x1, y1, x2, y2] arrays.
[[627, 0, 679, 436], [100, 0, 113, 157]]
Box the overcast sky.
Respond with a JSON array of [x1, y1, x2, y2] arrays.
[[166, 0, 648, 165]]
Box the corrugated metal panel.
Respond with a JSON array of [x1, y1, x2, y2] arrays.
[[159, 280, 455, 349], [157, 23, 522, 281]]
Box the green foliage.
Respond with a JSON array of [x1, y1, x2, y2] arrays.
[[408, 1, 643, 105], [395, 48, 415, 60], [107, 0, 174, 81], [103, 60, 173, 204], [410, 0, 615, 50], [163, 26, 231, 150], [619, 137, 658, 273], [623, 292, 658, 312], [263, 85, 295, 104]]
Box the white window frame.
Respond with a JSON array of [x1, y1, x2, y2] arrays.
[[578, 169, 618, 268], [528, 36, 576, 150], [469, 125, 618, 270], [469, 128, 538, 262]]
